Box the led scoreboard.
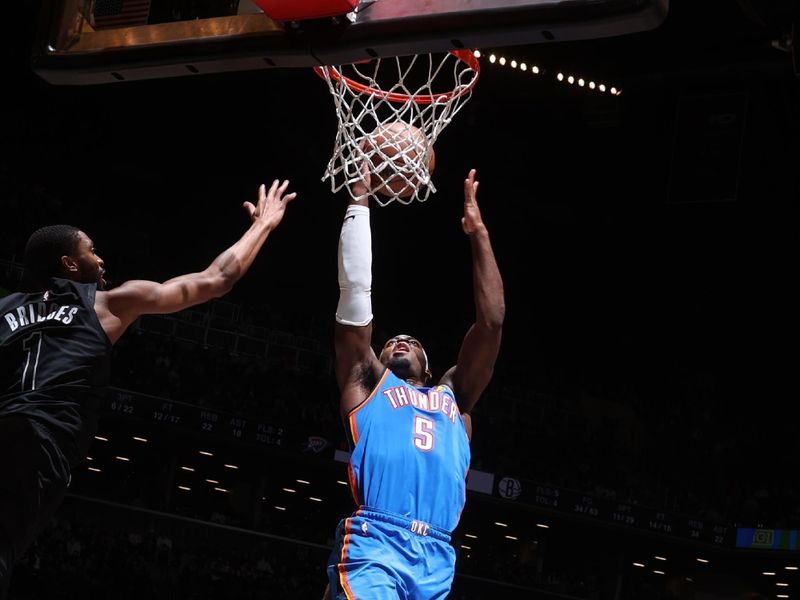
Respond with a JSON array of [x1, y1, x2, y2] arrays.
[[497, 478, 734, 546], [107, 388, 285, 448]]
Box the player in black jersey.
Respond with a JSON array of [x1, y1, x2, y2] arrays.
[[0, 179, 296, 596]]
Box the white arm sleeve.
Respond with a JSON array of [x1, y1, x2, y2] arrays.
[[336, 204, 373, 326]]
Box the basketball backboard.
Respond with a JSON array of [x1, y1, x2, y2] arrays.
[[32, 0, 668, 85]]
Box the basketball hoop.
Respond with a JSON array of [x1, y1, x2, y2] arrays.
[[315, 49, 480, 206]]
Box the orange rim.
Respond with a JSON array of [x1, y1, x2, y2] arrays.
[[313, 49, 480, 104]]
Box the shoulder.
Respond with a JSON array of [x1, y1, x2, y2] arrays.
[[359, 361, 385, 390], [436, 365, 458, 394], [94, 289, 109, 311], [0, 291, 24, 307], [340, 363, 388, 416], [98, 280, 161, 316], [431, 381, 456, 398], [48, 278, 98, 305]]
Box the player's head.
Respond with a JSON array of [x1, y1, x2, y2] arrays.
[[379, 334, 432, 384], [23, 225, 107, 290]]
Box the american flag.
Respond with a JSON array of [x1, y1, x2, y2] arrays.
[[92, 0, 151, 30]]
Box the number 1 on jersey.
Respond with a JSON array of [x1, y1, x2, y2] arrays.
[[22, 331, 43, 391], [413, 416, 435, 452]]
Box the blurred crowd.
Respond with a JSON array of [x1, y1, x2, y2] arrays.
[[9, 506, 331, 599]]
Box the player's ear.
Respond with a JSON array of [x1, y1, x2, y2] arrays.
[[424, 367, 433, 384], [60, 255, 78, 274]]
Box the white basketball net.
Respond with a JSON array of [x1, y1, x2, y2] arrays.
[[317, 51, 479, 206]]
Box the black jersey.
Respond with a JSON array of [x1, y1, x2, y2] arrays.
[[0, 278, 111, 464]]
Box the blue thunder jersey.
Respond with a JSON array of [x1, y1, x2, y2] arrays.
[[345, 368, 471, 533], [0, 278, 111, 463]]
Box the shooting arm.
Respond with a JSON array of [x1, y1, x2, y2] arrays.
[[334, 177, 381, 412]]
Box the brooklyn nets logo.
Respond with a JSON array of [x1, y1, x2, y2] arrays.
[[498, 477, 522, 500], [752, 529, 774, 549]]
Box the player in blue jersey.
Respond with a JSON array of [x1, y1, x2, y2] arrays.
[[0, 180, 296, 598], [325, 168, 505, 599]]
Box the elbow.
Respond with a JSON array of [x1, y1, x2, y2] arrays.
[[213, 261, 244, 298], [480, 301, 505, 331], [494, 299, 506, 325], [478, 317, 504, 334], [214, 274, 236, 298], [489, 316, 505, 333], [219, 280, 236, 298]]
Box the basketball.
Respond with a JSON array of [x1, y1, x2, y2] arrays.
[[364, 121, 436, 198]]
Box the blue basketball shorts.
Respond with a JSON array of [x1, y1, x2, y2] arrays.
[[327, 507, 456, 600]]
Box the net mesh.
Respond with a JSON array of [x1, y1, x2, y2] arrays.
[[317, 50, 479, 206]]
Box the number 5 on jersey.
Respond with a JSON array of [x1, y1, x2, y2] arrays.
[[413, 415, 435, 452]]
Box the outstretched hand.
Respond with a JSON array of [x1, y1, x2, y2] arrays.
[[243, 179, 297, 230], [461, 169, 486, 236]]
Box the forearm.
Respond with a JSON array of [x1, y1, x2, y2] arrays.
[[470, 227, 505, 329], [336, 204, 372, 326], [205, 221, 273, 291]]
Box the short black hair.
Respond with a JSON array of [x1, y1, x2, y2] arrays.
[[22, 225, 81, 288]]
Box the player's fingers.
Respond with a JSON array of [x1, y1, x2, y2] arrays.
[[267, 179, 280, 199], [278, 179, 290, 194], [282, 192, 298, 204], [465, 168, 476, 189], [464, 183, 477, 205], [243, 201, 256, 218]]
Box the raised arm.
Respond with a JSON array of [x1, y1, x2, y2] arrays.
[[334, 169, 383, 414], [441, 169, 505, 413], [96, 179, 296, 343]]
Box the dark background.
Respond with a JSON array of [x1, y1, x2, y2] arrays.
[[1, 0, 798, 598]]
